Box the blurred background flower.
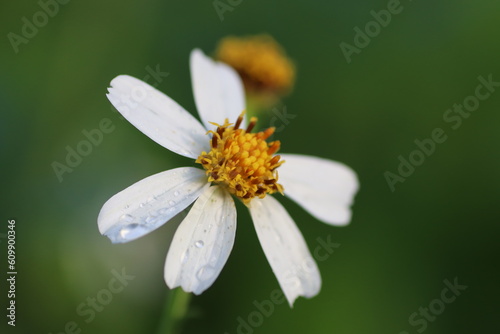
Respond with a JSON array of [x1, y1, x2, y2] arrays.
[[215, 34, 295, 113], [1, 1, 500, 334]]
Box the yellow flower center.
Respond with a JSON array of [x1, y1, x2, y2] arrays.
[[196, 113, 284, 204]]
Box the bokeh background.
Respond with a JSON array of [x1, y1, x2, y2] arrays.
[[1, 0, 499, 333]]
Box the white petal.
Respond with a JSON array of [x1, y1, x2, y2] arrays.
[[190, 49, 246, 130], [248, 195, 321, 306], [165, 186, 236, 294], [279, 154, 359, 226], [98, 167, 209, 243], [107, 75, 209, 159]]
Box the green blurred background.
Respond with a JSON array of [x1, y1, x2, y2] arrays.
[[1, 0, 499, 333]]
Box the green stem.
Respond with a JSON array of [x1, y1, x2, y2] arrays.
[[245, 97, 261, 120], [156, 288, 192, 334], [246, 94, 281, 123]]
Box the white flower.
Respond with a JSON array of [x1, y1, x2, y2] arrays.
[[98, 49, 359, 306]]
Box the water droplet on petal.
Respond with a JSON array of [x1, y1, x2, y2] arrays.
[[120, 214, 134, 222], [196, 266, 216, 281], [181, 250, 189, 264], [145, 216, 157, 224], [119, 223, 148, 240], [139, 203, 146, 208], [174, 191, 180, 197], [195, 240, 204, 248], [169, 200, 175, 206], [285, 277, 301, 289], [119, 227, 131, 238]]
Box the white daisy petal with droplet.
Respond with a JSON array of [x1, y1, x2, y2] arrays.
[[98, 167, 209, 243], [165, 185, 237, 294], [249, 195, 321, 306], [190, 49, 246, 130], [279, 154, 359, 226], [107, 75, 209, 159]]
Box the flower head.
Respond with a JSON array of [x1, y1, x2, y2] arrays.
[[196, 113, 284, 203], [215, 35, 295, 101], [98, 49, 358, 306]]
